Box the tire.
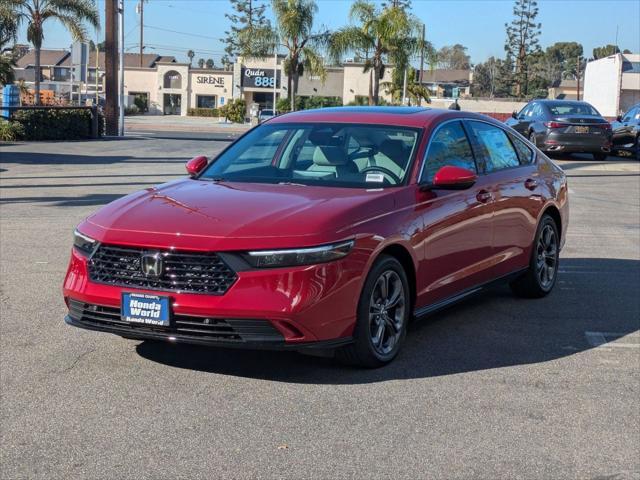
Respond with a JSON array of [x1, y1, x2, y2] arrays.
[[510, 215, 560, 298], [593, 152, 608, 161], [528, 131, 537, 147], [336, 255, 410, 368]]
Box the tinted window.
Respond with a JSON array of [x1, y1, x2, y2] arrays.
[[509, 133, 535, 165], [468, 121, 520, 172], [546, 102, 600, 116], [531, 103, 544, 117], [421, 121, 476, 182], [622, 107, 639, 123]]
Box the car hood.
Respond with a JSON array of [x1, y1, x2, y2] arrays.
[[83, 179, 397, 250]]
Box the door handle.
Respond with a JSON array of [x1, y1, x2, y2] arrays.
[[476, 190, 493, 203], [524, 178, 538, 190]]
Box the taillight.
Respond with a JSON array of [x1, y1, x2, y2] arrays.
[[544, 121, 568, 129]]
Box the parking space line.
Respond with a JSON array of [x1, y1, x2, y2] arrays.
[[585, 331, 640, 350]]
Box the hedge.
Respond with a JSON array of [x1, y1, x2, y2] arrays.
[[188, 107, 220, 117], [0, 119, 25, 141], [11, 108, 103, 140]]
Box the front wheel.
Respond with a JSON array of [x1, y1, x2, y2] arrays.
[[510, 214, 560, 298], [337, 255, 410, 368], [529, 131, 537, 147]]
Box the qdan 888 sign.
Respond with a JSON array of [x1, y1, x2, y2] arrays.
[[254, 76, 275, 88]]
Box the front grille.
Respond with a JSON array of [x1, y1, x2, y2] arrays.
[[88, 244, 237, 295], [68, 299, 284, 343]]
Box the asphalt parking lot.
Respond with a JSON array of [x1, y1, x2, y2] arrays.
[[1, 133, 639, 479]]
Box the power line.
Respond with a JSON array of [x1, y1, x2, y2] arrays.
[[143, 24, 221, 41]]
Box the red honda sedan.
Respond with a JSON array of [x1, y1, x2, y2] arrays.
[[64, 107, 569, 367]]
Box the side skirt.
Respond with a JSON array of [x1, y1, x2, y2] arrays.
[[413, 268, 528, 319]]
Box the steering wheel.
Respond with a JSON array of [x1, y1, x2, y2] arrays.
[[360, 166, 402, 185]]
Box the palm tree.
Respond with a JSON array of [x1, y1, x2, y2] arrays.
[[329, 0, 422, 105], [269, 0, 327, 111], [0, 6, 19, 85], [197, 58, 205, 68], [187, 49, 195, 67], [9, 0, 99, 105]]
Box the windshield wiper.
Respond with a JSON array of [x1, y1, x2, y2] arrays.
[[278, 181, 307, 186]]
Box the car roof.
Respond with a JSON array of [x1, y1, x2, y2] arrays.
[[268, 106, 498, 128], [536, 99, 593, 106]]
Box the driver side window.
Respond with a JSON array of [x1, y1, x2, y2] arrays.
[[421, 121, 477, 183]]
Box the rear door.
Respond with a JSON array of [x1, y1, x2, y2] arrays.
[[465, 120, 540, 279], [416, 120, 495, 307], [613, 107, 639, 147]]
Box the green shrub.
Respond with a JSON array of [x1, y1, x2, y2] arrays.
[[0, 119, 25, 141], [12, 108, 98, 140], [219, 99, 246, 123], [124, 105, 139, 116], [187, 107, 220, 117], [133, 96, 147, 112], [276, 97, 292, 113]]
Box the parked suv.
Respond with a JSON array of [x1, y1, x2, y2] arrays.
[[611, 103, 640, 159], [505, 100, 612, 160], [64, 107, 568, 368]]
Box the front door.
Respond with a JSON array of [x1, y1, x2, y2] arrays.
[[464, 120, 540, 278], [415, 120, 495, 307], [163, 94, 182, 115]]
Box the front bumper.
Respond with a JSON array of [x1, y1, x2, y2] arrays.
[[63, 242, 369, 347]]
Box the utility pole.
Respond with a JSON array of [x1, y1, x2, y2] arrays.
[[118, 0, 125, 136], [138, 1, 144, 68], [418, 23, 425, 106], [576, 56, 581, 101], [402, 67, 408, 106], [104, 0, 118, 136]]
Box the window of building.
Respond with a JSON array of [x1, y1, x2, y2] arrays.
[[421, 121, 476, 183], [163, 70, 182, 89], [468, 121, 520, 172], [622, 61, 640, 73], [196, 95, 217, 108]]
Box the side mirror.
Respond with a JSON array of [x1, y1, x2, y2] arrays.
[[616, 115, 622, 122], [511, 111, 518, 119], [430, 166, 477, 190], [185, 155, 208, 176]]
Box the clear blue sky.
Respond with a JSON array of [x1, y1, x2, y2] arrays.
[[14, 0, 640, 65]]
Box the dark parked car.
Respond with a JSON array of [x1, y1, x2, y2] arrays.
[[64, 107, 568, 368], [611, 103, 640, 159], [505, 100, 612, 160]]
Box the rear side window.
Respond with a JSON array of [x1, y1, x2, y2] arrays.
[[467, 121, 520, 172], [421, 121, 476, 182], [509, 133, 535, 165]]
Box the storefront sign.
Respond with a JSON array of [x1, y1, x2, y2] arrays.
[[241, 68, 281, 88], [196, 76, 225, 87]]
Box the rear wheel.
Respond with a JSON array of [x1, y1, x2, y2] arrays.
[[511, 214, 559, 298], [337, 255, 410, 368], [528, 131, 537, 147], [593, 152, 608, 161]]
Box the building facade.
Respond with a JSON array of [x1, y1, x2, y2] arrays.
[[584, 53, 640, 117]]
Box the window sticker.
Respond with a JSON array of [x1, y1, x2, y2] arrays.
[[366, 173, 385, 183]]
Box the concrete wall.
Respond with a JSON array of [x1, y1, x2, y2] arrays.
[[297, 68, 344, 98], [429, 98, 527, 114], [584, 55, 622, 117], [123, 69, 159, 113], [342, 64, 393, 104]]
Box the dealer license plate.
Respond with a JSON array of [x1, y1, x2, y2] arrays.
[[574, 126, 589, 133], [121, 292, 170, 326]]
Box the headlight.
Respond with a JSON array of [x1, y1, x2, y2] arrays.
[[244, 240, 354, 268], [73, 229, 98, 255]]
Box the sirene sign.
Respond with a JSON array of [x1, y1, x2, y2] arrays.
[[241, 68, 281, 88], [196, 76, 224, 87]]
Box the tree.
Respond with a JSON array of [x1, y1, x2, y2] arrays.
[[268, 0, 327, 111], [187, 49, 195, 66], [592, 44, 620, 59], [382, 67, 430, 105], [329, 0, 422, 105], [197, 58, 205, 68], [0, 8, 19, 85], [436, 44, 470, 70], [472, 56, 515, 98], [9, 0, 99, 105], [381, 0, 411, 10], [88, 39, 105, 52], [223, 0, 271, 59], [205, 58, 215, 69], [504, 0, 541, 97]]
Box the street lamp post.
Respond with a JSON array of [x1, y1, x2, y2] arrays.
[[118, 0, 124, 136]]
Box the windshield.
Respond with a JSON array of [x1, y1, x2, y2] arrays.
[[547, 102, 600, 116], [199, 123, 420, 188]]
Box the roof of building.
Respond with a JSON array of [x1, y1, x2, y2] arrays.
[[415, 69, 471, 84], [15, 49, 70, 68], [550, 79, 578, 88], [60, 52, 176, 69]]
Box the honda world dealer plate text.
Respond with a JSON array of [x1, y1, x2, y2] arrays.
[[121, 292, 170, 326]]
